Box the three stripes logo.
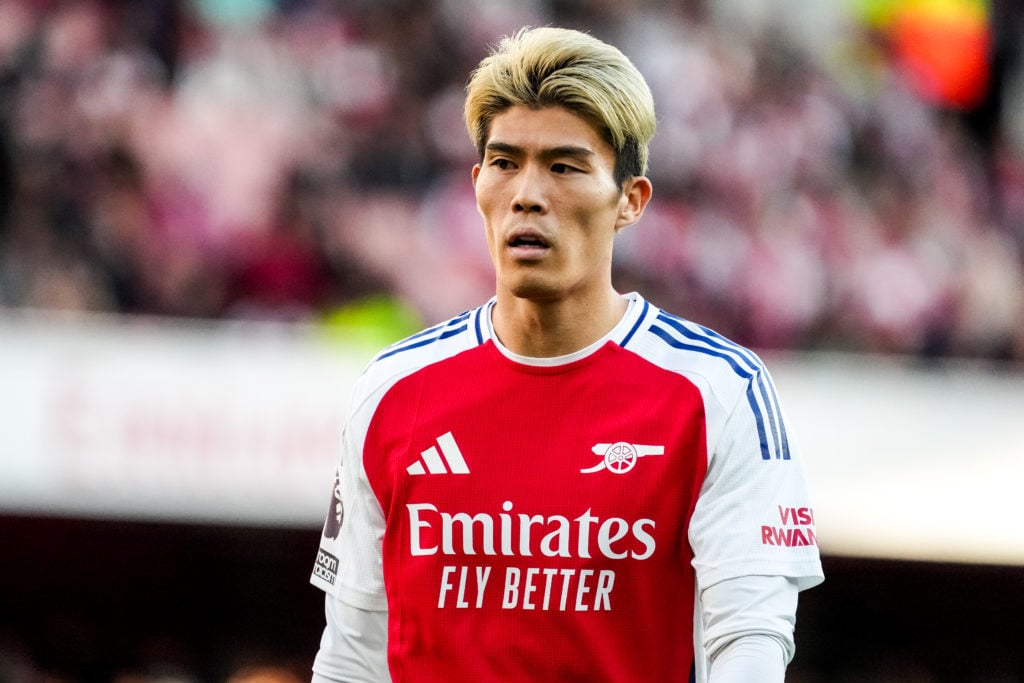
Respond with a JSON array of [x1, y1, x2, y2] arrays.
[[407, 432, 470, 476]]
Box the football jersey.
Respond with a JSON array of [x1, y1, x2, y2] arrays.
[[311, 292, 823, 682]]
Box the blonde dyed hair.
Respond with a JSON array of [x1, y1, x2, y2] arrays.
[[465, 26, 656, 184]]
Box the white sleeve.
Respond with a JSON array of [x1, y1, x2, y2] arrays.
[[312, 593, 390, 683], [310, 421, 388, 610], [702, 574, 799, 682], [707, 635, 786, 682], [689, 366, 824, 591]]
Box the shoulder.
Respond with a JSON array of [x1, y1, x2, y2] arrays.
[[624, 299, 793, 461], [626, 300, 767, 386], [351, 303, 491, 405]]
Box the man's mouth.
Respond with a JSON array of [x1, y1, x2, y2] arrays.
[[508, 232, 550, 249]]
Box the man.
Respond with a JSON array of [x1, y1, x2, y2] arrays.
[[310, 26, 823, 682]]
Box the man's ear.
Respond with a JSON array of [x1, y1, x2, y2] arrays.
[[472, 164, 481, 187], [615, 176, 653, 231]]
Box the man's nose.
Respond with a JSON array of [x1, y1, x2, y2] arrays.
[[511, 166, 548, 214]]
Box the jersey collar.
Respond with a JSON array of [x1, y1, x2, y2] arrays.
[[483, 292, 646, 367]]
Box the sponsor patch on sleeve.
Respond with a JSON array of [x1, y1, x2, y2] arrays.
[[313, 548, 339, 585]]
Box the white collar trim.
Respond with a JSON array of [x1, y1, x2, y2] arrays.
[[486, 293, 641, 366]]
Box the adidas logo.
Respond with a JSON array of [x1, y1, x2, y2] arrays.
[[407, 432, 470, 476]]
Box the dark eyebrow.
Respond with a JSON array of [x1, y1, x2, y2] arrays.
[[484, 142, 596, 163], [484, 141, 520, 156], [545, 145, 596, 162]]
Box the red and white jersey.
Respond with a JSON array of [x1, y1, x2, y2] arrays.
[[311, 293, 823, 682]]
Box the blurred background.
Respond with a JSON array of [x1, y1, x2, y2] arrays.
[[1, 0, 1023, 681]]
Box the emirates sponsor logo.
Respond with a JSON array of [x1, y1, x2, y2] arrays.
[[409, 500, 655, 613], [438, 564, 618, 612], [407, 500, 656, 560]]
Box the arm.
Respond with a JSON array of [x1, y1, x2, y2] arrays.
[[312, 593, 390, 683], [707, 635, 786, 682], [687, 361, 823, 678], [702, 574, 799, 683], [309, 408, 390, 681]]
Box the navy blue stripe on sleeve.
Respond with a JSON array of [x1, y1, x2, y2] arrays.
[[648, 313, 790, 460]]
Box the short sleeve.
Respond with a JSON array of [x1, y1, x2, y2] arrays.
[[688, 367, 824, 592], [310, 420, 389, 611]]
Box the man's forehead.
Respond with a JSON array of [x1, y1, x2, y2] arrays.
[[485, 105, 609, 155]]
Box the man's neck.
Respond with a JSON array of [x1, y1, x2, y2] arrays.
[[491, 290, 628, 358]]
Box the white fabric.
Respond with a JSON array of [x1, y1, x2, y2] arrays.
[[702, 574, 798, 661], [700, 575, 798, 683], [682, 361, 824, 593], [312, 594, 390, 683], [707, 634, 787, 682]]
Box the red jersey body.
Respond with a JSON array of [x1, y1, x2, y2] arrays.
[[311, 294, 824, 682]]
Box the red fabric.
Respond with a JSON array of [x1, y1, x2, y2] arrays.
[[363, 341, 707, 682]]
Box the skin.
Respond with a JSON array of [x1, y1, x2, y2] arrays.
[[472, 105, 653, 357]]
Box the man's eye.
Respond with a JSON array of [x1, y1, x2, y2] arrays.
[[551, 163, 575, 174], [491, 158, 514, 170]]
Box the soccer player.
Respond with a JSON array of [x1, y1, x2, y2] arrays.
[[310, 26, 823, 682]]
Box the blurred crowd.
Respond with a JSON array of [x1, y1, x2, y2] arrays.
[[2, 0, 1024, 362], [2, 5, 1022, 682]]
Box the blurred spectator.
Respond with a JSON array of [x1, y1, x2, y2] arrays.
[[0, 0, 1022, 363]]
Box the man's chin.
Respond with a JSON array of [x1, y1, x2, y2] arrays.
[[505, 279, 562, 303]]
